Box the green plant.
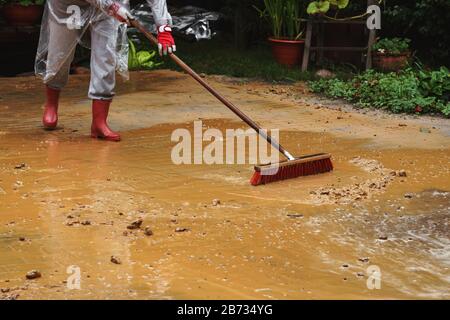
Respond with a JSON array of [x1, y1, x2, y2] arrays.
[[309, 68, 450, 117], [255, 0, 303, 40], [372, 38, 410, 55], [383, 0, 450, 66], [128, 40, 162, 71], [307, 0, 349, 15], [309, 77, 356, 99], [417, 66, 450, 99], [0, 0, 45, 5]]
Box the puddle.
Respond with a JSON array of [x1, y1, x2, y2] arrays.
[[0, 71, 449, 299]]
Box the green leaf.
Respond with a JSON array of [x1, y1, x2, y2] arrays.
[[336, 0, 349, 9], [317, 1, 330, 13], [307, 2, 319, 14], [307, 1, 330, 15], [137, 51, 157, 68]]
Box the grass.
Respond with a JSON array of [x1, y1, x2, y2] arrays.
[[138, 35, 315, 83]]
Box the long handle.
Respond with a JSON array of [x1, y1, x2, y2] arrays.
[[130, 19, 295, 161]]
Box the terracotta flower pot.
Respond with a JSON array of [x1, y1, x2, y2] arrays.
[[2, 4, 44, 27], [268, 38, 305, 67], [372, 51, 410, 72]]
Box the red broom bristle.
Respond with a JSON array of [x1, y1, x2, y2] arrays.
[[250, 157, 333, 186], [249, 170, 261, 186]]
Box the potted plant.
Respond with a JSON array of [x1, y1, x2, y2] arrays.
[[372, 38, 411, 72], [0, 0, 45, 27], [256, 0, 304, 67]]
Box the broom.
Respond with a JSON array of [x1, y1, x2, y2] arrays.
[[130, 19, 333, 186]]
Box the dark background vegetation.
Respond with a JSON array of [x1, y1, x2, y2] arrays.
[[0, 0, 448, 77], [132, 0, 449, 67]]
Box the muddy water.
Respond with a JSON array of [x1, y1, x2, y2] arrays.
[[0, 71, 449, 299]]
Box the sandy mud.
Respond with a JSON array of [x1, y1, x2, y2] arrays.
[[0, 70, 449, 299]]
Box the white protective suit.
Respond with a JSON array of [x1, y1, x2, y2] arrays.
[[35, 0, 172, 100]]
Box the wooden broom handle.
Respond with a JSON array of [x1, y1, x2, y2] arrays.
[[130, 19, 295, 161]]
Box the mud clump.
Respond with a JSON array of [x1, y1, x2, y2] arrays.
[[311, 157, 396, 204], [398, 170, 407, 177], [66, 220, 80, 226], [110, 256, 122, 265], [127, 219, 143, 230], [287, 213, 304, 218], [25, 270, 41, 280], [175, 227, 189, 233], [14, 163, 26, 170], [144, 227, 153, 236], [0, 285, 27, 300], [0, 292, 20, 300]]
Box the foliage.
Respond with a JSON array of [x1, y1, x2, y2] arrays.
[[255, 0, 303, 40], [309, 68, 450, 116], [382, 0, 450, 66], [128, 40, 162, 71], [372, 38, 410, 55], [417, 67, 450, 106], [307, 0, 349, 15], [0, 0, 45, 5]]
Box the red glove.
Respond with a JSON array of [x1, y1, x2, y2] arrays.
[[108, 2, 133, 24], [157, 25, 176, 56]]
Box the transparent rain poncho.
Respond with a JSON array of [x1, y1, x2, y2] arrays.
[[35, 0, 132, 83], [35, 0, 173, 85], [35, 0, 215, 88]]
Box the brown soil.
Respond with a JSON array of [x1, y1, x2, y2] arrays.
[[0, 70, 449, 299]]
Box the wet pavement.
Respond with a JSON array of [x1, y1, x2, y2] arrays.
[[0, 70, 449, 299]]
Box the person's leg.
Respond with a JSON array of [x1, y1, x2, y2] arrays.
[[89, 16, 120, 141], [43, 18, 78, 129]]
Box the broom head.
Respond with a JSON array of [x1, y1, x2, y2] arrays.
[[250, 153, 333, 186]]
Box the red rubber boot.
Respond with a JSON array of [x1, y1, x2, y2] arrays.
[[91, 99, 121, 142], [42, 86, 60, 129]]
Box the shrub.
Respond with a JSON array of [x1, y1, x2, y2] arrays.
[[308, 68, 450, 117], [372, 38, 410, 55], [382, 0, 450, 66]]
